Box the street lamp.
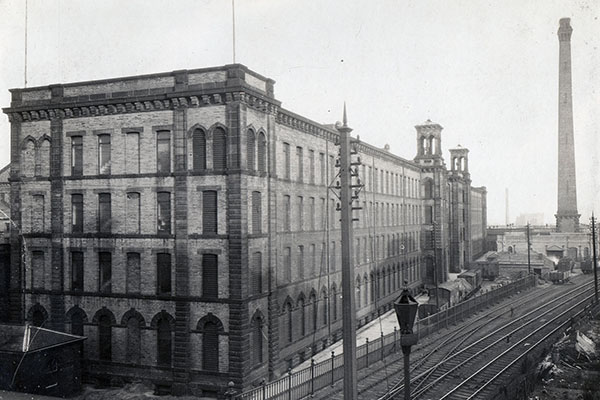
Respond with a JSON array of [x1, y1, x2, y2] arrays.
[[394, 282, 419, 400]]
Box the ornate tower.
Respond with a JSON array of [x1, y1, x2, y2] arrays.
[[555, 18, 580, 232], [448, 146, 471, 272]]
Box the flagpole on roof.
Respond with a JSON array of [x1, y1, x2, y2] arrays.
[[232, 0, 236, 63], [24, 0, 28, 87]]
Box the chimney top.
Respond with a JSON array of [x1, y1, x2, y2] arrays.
[[559, 18, 571, 27]]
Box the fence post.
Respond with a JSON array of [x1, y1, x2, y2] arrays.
[[288, 368, 292, 400], [310, 359, 315, 396], [394, 326, 397, 352], [331, 351, 335, 387], [380, 331, 385, 360], [366, 338, 370, 367], [445, 308, 448, 329]]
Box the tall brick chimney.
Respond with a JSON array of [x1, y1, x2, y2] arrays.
[[555, 18, 580, 232]]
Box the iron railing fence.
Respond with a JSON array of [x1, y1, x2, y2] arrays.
[[237, 275, 536, 400]]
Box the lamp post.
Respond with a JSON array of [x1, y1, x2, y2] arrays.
[[394, 282, 419, 400]]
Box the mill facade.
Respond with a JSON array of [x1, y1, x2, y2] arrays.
[[1, 64, 486, 397]]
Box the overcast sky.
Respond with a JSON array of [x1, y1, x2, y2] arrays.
[[0, 0, 598, 226]]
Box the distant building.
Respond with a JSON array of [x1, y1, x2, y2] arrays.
[[515, 213, 544, 227], [473, 250, 554, 279], [2, 64, 487, 396]]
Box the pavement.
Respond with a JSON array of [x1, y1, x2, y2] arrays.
[[292, 270, 527, 373], [292, 292, 429, 372]]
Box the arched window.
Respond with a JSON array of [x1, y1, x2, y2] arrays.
[[32, 310, 45, 327], [364, 274, 369, 306], [38, 138, 51, 177], [213, 127, 227, 170], [21, 139, 35, 177], [285, 302, 293, 343], [310, 292, 317, 332], [332, 285, 338, 320], [298, 297, 306, 337], [247, 129, 256, 171], [193, 128, 206, 171], [321, 290, 328, 326], [157, 318, 172, 366], [98, 315, 112, 361], [356, 276, 361, 309], [67, 306, 87, 336], [198, 315, 223, 372], [251, 312, 264, 365], [126, 317, 141, 364], [257, 132, 267, 173]]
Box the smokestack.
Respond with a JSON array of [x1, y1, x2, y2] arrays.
[[505, 188, 509, 226], [555, 18, 580, 232]]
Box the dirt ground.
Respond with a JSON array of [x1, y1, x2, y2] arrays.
[[527, 314, 600, 400]]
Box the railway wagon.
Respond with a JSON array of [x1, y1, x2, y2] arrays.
[[458, 270, 482, 291], [581, 259, 594, 274], [557, 257, 575, 272], [549, 270, 570, 284]]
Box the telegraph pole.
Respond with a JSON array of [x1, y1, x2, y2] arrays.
[[591, 214, 598, 303], [432, 221, 439, 310], [336, 104, 358, 400], [527, 223, 531, 275]]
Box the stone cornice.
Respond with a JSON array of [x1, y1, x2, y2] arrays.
[[3, 85, 281, 123], [277, 108, 421, 171]]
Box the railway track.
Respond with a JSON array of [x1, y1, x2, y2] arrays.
[[369, 276, 595, 400], [385, 280, 595, 399], [312, 276, 591, 400]]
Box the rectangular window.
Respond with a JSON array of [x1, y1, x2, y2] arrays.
[[157, 253, 171, 295], [425, 206, 433, 224], [71, 136, 83, 176], [98, 134, 111, 174], [125, 132, 140, 174], [32, 251, 44, 290], [251, 252, 262, 295], [126, 252, 141, 294], [330, 241, 336, 271], [284, 247, 291, 282], [157, 130, 171, 173], [297, 196, 304, 231], [320, 198, 326, 229], [71, 251, 84, 292], [31, 195, 44, 233], [319, 152, 325, 185], [157, 192, 171, 234], [283, 142, 290, 179], [309, 150, 315, 184], [298, 245, 304, 279], [284, 195, 291, 231], [329, 155, 335, 183], [309, 197, 315, 230], [98, 193, 111, 233], [202, 191, 218, 234], [374, 168, 378, 192], [71, 194, 83, 233], [126, 192, 141, 233], [99, 252, 112, 293], [252, 191, 262, 234], [368, 166, 372, 191], [310, 244, 316, 277], [296, 146, 303, 182], [202, 254, 218, 298]]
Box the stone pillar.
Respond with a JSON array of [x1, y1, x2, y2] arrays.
[[555, 18, 580, 232]]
